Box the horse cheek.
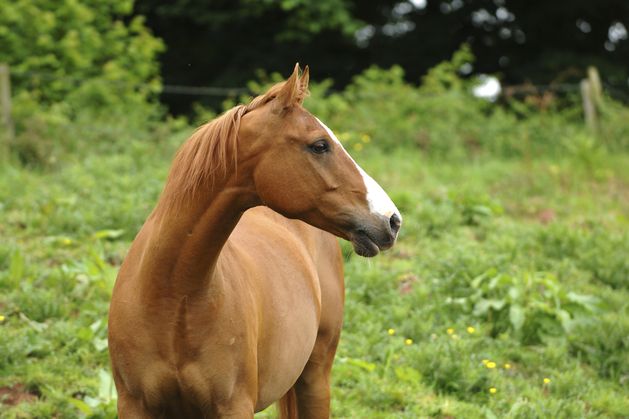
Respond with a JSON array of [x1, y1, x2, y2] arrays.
[[254, 159, 314, 217]]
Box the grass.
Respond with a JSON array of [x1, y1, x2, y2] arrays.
[[1, 132, 628, 418]]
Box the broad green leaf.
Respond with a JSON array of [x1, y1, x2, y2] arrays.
[[557, 309, 573, 332], [93, 337, 109, 352], [509, 304, 525, 330], [567, 292, 598, 310], [98, 369, 117, 401], [474, 299, 506, 316], [68, 398, 93, 415]]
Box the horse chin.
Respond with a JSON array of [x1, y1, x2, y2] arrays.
[[350, 232, 381, 257]]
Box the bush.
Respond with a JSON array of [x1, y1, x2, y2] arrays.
[[0, 0, 163, 107], [0, 0, 164, 165], [220, 45, 629, 161], [467, 270, 598, 344]]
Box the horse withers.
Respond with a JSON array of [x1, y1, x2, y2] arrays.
[[108, 64, 401, 418]]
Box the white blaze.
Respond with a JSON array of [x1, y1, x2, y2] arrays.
[[315, 118, 401, 221]]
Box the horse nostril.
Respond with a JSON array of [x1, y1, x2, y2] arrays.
[[389, 213, 401, 234]]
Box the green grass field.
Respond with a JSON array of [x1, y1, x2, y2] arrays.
[[1, 132, 628, 417]]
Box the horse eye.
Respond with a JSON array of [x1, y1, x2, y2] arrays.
[[309, 140, 330, 154]]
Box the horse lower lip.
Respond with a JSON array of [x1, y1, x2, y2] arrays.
[[351, 232, 380, 257]]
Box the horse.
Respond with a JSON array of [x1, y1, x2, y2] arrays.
[[108, 64, 401, 418]]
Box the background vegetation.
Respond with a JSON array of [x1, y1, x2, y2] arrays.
[[135, 0, 629, 113], [1, 1, 628, 418]]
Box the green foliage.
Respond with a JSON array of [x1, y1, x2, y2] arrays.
[[0, 0, 164, 166], [217, 45, 629, 160], [536, 224, 629, 290], [250, 0, 362, 41], [569, 311, 629, 382], [2, 133, 629, 416], [468, 270, 598, 344], [420, 44, 475, 94], [3, 41, 629, 416], [335, 152, 629, 417], [0, 0, 163, 106]]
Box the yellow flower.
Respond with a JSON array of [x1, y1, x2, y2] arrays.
[[543, 378, 551, 384], [451, 334, 460, 340], [486, 361, 497, 369], [482, 359, 489, 365], [353, 143, 364, 151], [489, 387, 497, 394], [360, 133, 371, 143], [0, 315, 5, 322], [466, 326, 476, 334], [504, 363, 512, 369], [446, 328, 455, 335], [62, 238, 72, 245], [405, 338, 413, 346], [388, 328, 396, 336]]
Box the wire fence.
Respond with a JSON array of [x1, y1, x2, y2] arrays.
[[5, 69, 250, 97], [1, 64, 628, 152], [6, 67, 629, 99], [161, 84, 248, 96]]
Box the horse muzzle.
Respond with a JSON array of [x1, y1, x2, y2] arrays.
[[349, 213, 401, 257]]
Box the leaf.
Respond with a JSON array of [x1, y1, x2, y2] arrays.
[[19, 313, 47, 332], [8, 249, 25, 285], [43, 236, 74, 246], [509, 304, 525, 330], [472, 205, 492, 217], [471, 273, 487, 289], [484, 407, 499, 419], [98, 369, 117, 401], [556, 309, 573, 332], [93, 337, 109, 352], [84, 396, 100, 408], [508, 286, 520, 300], [68, 398, 93, 415], [473, 299, 506, 316], [566, 292, 598, 310], [343, 357, 377, 372], [90, 319, 102, 332], [394, 366, 422, 383], [92, 229, 125, 240]]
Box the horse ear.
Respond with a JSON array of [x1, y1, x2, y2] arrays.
[[274, 63, 301, 111], [299, 65, 310, 94]]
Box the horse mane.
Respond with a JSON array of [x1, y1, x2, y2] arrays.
[[155, 80, 308, 215]]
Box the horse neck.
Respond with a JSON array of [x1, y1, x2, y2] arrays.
[[141, 173, 257, 297]]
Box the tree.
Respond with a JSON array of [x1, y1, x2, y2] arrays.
[[0, 0, 163, 112], [134, 0, 629, 113]]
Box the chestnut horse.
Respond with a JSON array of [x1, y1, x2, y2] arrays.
[[108, 64, 401, 418]]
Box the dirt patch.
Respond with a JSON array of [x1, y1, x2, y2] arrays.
[[538, 208, 556, 224], [398, 273, 420, 295], [0, 383, 39, 406]]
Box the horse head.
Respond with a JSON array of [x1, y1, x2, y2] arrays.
[[238, 64, 401, 257]]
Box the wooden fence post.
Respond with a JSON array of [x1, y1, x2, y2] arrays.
[[580, 66, 605, 134], [580, 78, 597, 132], [0, 63, 14, 162], [587, 66, 603, 108]]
